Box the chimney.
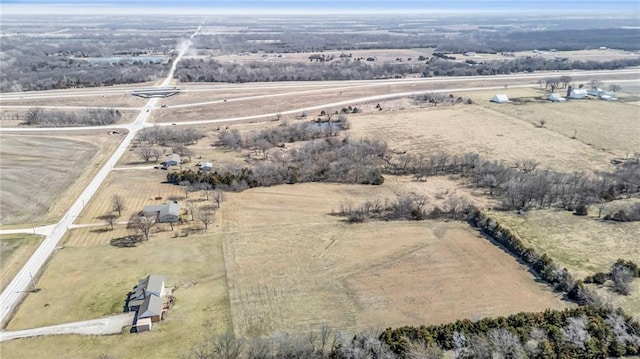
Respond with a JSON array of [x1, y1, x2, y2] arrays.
[[567, 85, 572, 97]]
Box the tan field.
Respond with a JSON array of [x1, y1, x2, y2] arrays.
[[463, 88, 640, 156], [0, 93, 145, 109], [488, 208, 640, 317], [0, 234, 43, 291], [0, 134, 120, 226], [349, 104, 615, 173], [220, 183, 569, 336]]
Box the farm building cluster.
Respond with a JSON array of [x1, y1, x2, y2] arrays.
[[126, 274, 175, 332], [491, 84, 618, 104]]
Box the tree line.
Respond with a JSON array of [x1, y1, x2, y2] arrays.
[[384, 151, 640, 212], [174, 56, 640, 83], [382, 306, 640, 358], [21, 107, 121, 127]]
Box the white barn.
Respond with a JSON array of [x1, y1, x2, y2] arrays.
[[490, 94, 510, 103], [568, 89, 588, 99], [548, 93, 566, 102]]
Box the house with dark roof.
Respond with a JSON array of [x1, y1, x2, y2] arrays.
[[138, 295, 163, 323], [162, 153, 181, 167], [142, 203, 180, 223]]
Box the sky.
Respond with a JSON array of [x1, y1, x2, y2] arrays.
[[1, 0, 639, 15]]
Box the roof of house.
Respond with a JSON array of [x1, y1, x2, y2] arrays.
[[164, 153, 181, 163], [548, 93, 566, 102], [143, 203, 180, 219], [570, 89, 588, 95], [138, 294, 163, 319], [130, 274, 165, 300], [491, 94, 509, 103], [199, 162, 213, 168]]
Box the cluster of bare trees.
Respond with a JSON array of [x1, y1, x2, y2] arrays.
[[175, 58, 425, 83], [218, 119, 348, 155], [335, 193, 476, 223], [22, 108, 121, 127], [384, 151, 640, 211], [137, 126, 203, 146], [184, 327, 436, 359]]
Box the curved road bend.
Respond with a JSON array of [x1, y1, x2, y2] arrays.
[[0, 25, 200, 328]]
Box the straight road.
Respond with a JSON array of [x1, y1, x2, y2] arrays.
[[0, 25, 199, 328]]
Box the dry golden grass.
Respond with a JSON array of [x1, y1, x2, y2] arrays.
[[76, 169, 186, 225], [3, 227, 231, 359], [0, 234, 43, 292], [0, 133, 122, 227], [0, 93, 145, 108], [348, 104, 615, 173], [461, 88, 640, 156], [220, 183, 569, 336], [487, 208, 640, 317]]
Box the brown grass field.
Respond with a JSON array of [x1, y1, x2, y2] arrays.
[[0, 234, 43, 292], [219, 183, 569, 336], [0, 93, 145, 108], [487, 208, 640, 318], [348, 102, 615, 173], [0, 134, 119, 226], [462, 88, 640, 156]]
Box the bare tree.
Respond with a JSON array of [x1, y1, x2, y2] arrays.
[[100, 213, 118, 230], [590, 79, 603, 90], [608, 84, 622, 93], [128, 215, 156, 241], [198, 209, 215, 230], [186, 201, 198, 222], [134, 146, 161, 163], [172, 143, 194, 162], [200, 183, 214, 200], [562, 316, 591, 349], [111, 195, 126, 217], [611, 264, 634, 295], [213, 190, 226, 208]]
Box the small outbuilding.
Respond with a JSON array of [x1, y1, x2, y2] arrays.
[[490, 94, 510, 103], [162, 153, 181, 167], [198, 162, 213, 171], [568, 89, 588, 99], [548, 93, 566, 102], [142, 203, 180, 223]]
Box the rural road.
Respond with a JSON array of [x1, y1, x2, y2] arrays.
[[0, 25, 200, 328], [0, 312, 135, 342]]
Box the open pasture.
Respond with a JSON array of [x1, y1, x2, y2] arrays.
[[348, 103, 615, 173], [488, 208, 640, 317], [0, 93, 145, 109], [221, 183, 569, 336], [465, 88, 640, 156]]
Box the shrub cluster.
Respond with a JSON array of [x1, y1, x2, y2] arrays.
[[603, 203, 640, 222], [584, 259, 640, 296]]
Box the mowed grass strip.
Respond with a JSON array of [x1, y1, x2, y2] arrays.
[[221, 183, 570, 336], [4, 228, 231, 359], [0, 234, 43, 291]]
